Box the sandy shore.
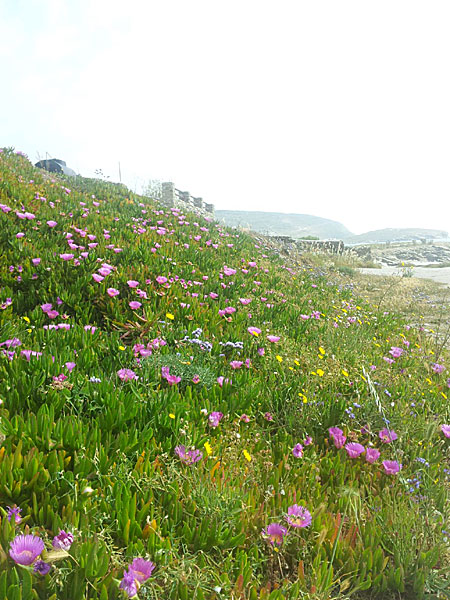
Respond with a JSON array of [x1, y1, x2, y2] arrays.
[[359, 266, 450, 287]]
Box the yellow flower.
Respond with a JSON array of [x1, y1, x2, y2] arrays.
[[342, 370, 349, 377], [319, 347, 325, 355], [23, 316, 30, 323], [166, 313, 174, 320], [276, 355, 283, 363], [204, 441, 212, 456], [118, 345, 125, 351], [316, 369, 324, 377], [169, 413, 175, 419], [294, 360, 300, 366], [243, 449, 252, 462]]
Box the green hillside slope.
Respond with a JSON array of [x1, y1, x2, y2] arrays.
[[0, 148, 449, 599]]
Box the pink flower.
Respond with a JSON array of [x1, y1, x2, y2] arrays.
[[65, 362, 76, 373], [292, 443, 303, 458], [117, 368, 138, 382], [217, 376, 231, 387], [127, 280, 139, 288], [92, 273, 104, 283], [365, 448, 380, 463], [432, 363, 445, 374], [345, 442, 365, 458], [107, 288, 120, 297], [382, 460, 402, 475], [440, 424, 450, 438], [223, 266, 236, 276], [267, 335, 280, 343], [303, 436, 313, 446], [192, 374, 200, 384], [257, 347, 265, 356], [47, 220, 57, 228], [129, 301, 142, 310], [156, 276, 168, 284], [240, 414, 250, 422], [285, 505, 312, 528], [230, 361, 243, 369], [248, 326, 261, 336], [262, 523, 288, 547], [389, 347, 403, 358], [329, 427, 346, 449], [379, 428, 398, 443], [208, 411, 223, 428], [59, 254, 74, 261]]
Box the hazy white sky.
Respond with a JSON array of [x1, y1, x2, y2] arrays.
[[1, 0, 449, 235]]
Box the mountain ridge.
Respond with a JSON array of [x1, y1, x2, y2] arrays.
[[216, 209, 448, 243]]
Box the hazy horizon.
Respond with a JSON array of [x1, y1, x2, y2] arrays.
[[2, 0, 449, 235]]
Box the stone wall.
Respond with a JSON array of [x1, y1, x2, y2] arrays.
[[161, 182, 214, 217]]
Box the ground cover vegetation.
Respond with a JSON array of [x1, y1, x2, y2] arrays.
[[0, 147, 449, 599]]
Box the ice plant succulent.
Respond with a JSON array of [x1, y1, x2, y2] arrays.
[[9, 534, 45, 565], [285, 504, 312, 528], [262, 523, 288, 547]]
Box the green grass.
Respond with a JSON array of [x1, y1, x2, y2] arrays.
[[0, 147, 449, 599]]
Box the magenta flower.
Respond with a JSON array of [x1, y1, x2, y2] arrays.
[[52, 530, 74, 551], [389, 347, 403, 358], [230, 360, 243, 369], [65, 362, 76, 373], [33, 560, 51, 575], [32, 258, 41, 265], [92, 273, 104, 283], [117, 368, 138, 382], [382, 460, 402, 475], [47, 220, 57, 228], [292, 443, 303, 458], [192, 374, 200, 384], [248, 326, 261, 336], [129, 301, 142, 310], [119, 570, 138, 597], [208, 411, 223, 428], [440, 424, 450, 438], [128, 558, 155, 582], [379, 428, 398, 443], [432, 363, 445, 374], [267, 335, 280, 343], [217, 376, 232, 387], [156, 275, 168, 284], [303, 436, 313, 446], [175, 445, 203, 465], [107, 288, 120, 297], [7, 506, 22, 524], [10, 534, 44, 565], [262, 523, 288, 546], [329, 427, 346, 449], [240, 414, 250, 422], [223, 266, 236, 276], [365, 448, 381, 463], [257, 347, 265, 356], [285, 505, 312, 528], [127, 280, 139, 288], [345, 442, 365, 458], [59, 253, 74, 261]]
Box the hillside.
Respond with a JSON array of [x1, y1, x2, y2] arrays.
[[216, 210, 448, 244], [0, 148, 449, 599], [216, 210, 353, 239], [345, 228, 449, 244]]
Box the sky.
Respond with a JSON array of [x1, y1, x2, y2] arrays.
[[1, 0, 449, 235]]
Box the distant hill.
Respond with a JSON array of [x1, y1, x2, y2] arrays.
[[345, 228, 448, 244], [216, 210, 448, 244], [215, 210, 352, 240]]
